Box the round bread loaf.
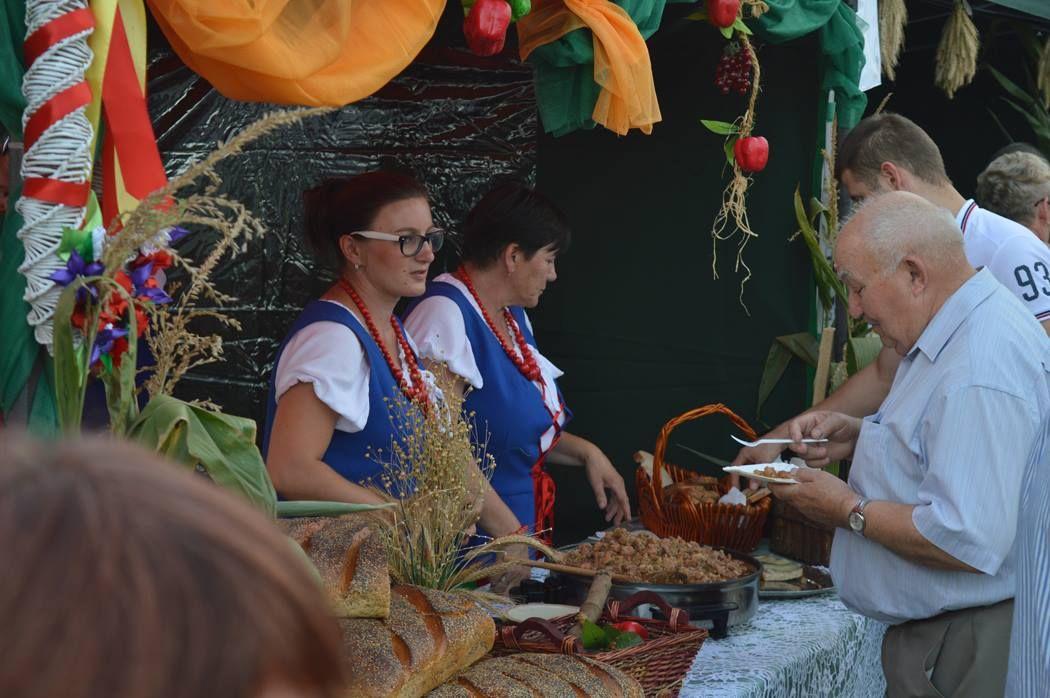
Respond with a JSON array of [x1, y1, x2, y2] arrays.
[[426, 653, 644, 697]]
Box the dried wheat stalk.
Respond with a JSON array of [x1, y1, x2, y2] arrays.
[[935, 0, 979, 100], [108, 107, 332, 398], [879, 0, 907, 81], [370, 371, 556, 595]]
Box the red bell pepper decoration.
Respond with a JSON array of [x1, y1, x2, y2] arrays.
[[464, 0, 512, 57], [706, 0, 741, 29], [734, 136, 769, 173]]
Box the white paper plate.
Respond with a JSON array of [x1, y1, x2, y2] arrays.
[[503, 603, 579, 623], [722, 463, 800, 484]]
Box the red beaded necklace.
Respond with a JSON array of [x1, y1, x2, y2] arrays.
[[337, 278, 428, 406], [454, 266, 542, 383]]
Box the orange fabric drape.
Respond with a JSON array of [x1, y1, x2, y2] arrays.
[[517, 0, 660, 135], [146, 0, 445, 106]]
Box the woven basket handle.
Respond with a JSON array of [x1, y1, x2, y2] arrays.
[[500, 618, 580, 655], [651, 403, 757, 501], [607, 591, 691, 631]]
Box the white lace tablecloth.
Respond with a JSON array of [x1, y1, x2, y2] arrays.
[[680, 593, 888, 697]]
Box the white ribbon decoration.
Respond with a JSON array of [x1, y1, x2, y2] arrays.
[[16, 0, 95, 348]]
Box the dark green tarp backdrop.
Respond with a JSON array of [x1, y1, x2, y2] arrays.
[[532, 23, 820, 544]]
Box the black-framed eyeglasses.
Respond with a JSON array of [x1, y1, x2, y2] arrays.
[[350, 228, 445, 257]]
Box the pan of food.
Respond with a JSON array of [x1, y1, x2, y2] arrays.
[[551, 529, 760, 638]]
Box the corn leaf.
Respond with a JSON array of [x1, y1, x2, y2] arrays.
[[126, 394, 278, 516], [845, 335, 883, 375], [756, 341, 794, 420], [988, 65, 1035, 107], [756, 332, 819, 419], [97, 278, 139, 435], [277, 500, 393, 518], [674, 443, 731, 468], [53, 282, 89, 434]]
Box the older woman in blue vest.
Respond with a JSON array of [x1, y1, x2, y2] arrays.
[[404, 183, 630, 542], [262, 172, 443, 504]]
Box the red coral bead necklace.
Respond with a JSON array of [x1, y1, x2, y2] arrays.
[[454, 266, 542, 383], [338, 278, 428, 406]]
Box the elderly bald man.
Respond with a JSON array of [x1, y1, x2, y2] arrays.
[[770, 192, 1050, 697]]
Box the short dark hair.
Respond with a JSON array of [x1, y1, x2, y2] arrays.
[[836, 113, 950, 188], [0, 434, 346, 698], [460, 182, 571, 267], [303, 171, 428, 271], [986, 141, 1048, 164]]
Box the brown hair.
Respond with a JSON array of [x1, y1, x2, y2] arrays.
[[0, 434, 346, 698], [836, 113, 950, 189], [303, 171, 429, 272]]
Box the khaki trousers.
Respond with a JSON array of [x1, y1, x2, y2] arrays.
[[881, 599, 1014, 698]]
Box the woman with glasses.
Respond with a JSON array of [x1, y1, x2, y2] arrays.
[[403, 183, 630, 546], [262, 172, 445, 504]]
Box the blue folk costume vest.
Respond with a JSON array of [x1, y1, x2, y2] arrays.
[[262, 300, 420, 495], [405, 281, 571, 537]]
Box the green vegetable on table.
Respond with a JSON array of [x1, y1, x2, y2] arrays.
[[580, 617, 645, 651]]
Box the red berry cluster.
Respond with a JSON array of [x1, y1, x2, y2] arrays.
[[714, 40, 752, 96]]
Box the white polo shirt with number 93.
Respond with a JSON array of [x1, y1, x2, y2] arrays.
[[959, 199, 1050, 323]]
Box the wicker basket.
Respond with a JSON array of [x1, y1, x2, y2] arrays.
[[637, 404, 772, 552], [770, 498, 834, 566], [492, 591, 707, 697]]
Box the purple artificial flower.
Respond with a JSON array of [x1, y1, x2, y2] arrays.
[[167, 226, 190, 243], [50, 250, 104, 286], [130, 261, 154, 291], [127, 260, 172, 305], [139, 286, 173, 305], [50, 250, 105, 302], [90, 325, 128, 366]]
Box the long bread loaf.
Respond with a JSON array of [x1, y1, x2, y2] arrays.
[[341, 585, 495, 697], [426, 653, 645, 697], [280, 514, 390, 618]]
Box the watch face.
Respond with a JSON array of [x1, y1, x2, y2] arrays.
[[849, 511, 863, 532]]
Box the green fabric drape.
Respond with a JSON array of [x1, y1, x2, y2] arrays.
[[0, 0, 25, 137], [528, 0, 676, 137], [526, 0, 867, 138], [0, 0, 58, 434], [754, 0, 867, 131]]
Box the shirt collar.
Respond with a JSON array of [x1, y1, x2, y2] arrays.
[[955, 199, 978, 233], [909, 268, 998, 363]]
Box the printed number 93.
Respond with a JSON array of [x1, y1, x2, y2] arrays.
[[1014, 262, 1050, 301]]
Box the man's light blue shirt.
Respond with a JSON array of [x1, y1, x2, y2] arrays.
[[1007, 381, 1050, 697], [831, 269, 1050, 625]]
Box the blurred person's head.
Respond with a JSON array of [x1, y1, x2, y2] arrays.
[[0, 434, 346, 698], [836, 113, 952, 204], [976, 151, 1050, 244]]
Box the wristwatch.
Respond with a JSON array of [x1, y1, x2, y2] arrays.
[[848, 497, 870, 536]]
